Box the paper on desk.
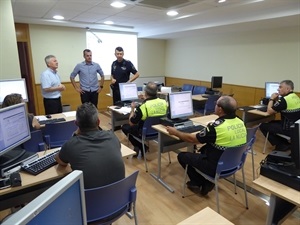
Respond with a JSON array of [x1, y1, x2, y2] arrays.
[[35, 115, 48, 121], [63, 111, 76, 117], [251, 105, 265, 109], [115, 107, 131, 115]]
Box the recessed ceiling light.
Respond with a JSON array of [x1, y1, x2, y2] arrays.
[[53, 15, 64, 20], [110, 1, 126, 8], [104, 21, 114, 25], [167, 10, 178, 16], [217, 0, 226, 3]]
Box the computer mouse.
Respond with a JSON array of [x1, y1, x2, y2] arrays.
[[46, 115, 52, 119]]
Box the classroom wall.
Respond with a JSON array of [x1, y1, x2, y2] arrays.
[[0, 0, 21, 79], [165, 26, 300, 92]]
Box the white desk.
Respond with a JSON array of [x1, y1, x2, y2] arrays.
[[108, 106, 130, 131]]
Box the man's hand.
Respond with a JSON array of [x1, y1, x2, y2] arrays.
[[270, 93, 279, 101], [75, 87, 85, 94], [166, 126, 178, 136], [111, 78, 116, 84], [58, 84, 66, 91]]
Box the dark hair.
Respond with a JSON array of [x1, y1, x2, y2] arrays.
[[44, 55, 55, 66], [76, 103, 99, 131], [281, 80, 294, 90], [115, 47, 124, 52], [83, 49, 92, 56], [2, 93, 23, 108], [144, 82, 158, 98], [217, 96, 237, 115]]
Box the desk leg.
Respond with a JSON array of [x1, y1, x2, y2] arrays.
[[266, 194, 297, 225], [150, 133, 175, 193]]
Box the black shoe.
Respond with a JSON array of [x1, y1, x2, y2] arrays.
[[114, 126, 122, 131], [186, 181, 201, 191], [133, 147, 139, 158], [274, 144, 290, 151], [200, 181, 214, 196]]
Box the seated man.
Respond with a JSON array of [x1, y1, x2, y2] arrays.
[[166, 96, 247, 196], [122, 82, 167, 157], [55, 102, 125, 189], [260, 80, 300, 151]]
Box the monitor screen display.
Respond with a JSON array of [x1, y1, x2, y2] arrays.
[[291, 119, 300, 171], [265, 82, 279, 98], [119, 83, 138, 102], [211, 76, 223, 89], [168, 91, 194, 120], [0, 79, 28, 104], [0, 103, 31, 157], [2, 170, 87, 225]]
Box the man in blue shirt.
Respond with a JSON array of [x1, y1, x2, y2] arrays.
[[40, 55, 66, 115], [70, 49, 104, 108]]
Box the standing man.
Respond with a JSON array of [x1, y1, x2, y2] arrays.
[[166, 96, 247, 196], [55, 102, 125, 189], [260, 80, 300, 151], [40, 55, 66, 115], [70, 49, 104, 108], [111, 46, 140, 104]]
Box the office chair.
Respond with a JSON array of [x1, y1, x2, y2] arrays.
[[130, 115, 169, 172], [194, 94, 220, 115], [22, 130, 46, 152], [43, 120, 77, 148], [181, 84, 194, 92], [85, 170, 139, 225], [246, 124, 261, 180], [192, 85, 207, 95], [182, 143, 249, 214]]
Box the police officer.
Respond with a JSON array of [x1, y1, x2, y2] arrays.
[[111, 46, 140, 104], [166, 96, 247, 196], [122, 82, 167, 157], [260, 80, 300, 151]]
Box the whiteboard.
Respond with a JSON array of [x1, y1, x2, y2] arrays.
[[0, 78, 28, 104]]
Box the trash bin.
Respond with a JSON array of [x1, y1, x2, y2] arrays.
[[62, 104, 71, 112]]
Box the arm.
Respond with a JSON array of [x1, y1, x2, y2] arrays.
[[166, 126, 199, 143], [97, 75, 105, 93], [266, 93, 279, 114], [128, 103, 136, 126], [54, 153, 68, 166], [43, 85, 65, 92], [128, 71, 140, 83], [32, 117, 41, 130], [70, 77, 84, 94]]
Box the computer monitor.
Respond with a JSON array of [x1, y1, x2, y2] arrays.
[[0, 103, 31, 169], [119, 83, 138, 102], [0, 79, 28, 104], [168, 91, 194, 121], [211, 76, 223, 89], [290, 119, 300, 172], [2, 170, 87, 225], [265, 82, 279, 98]]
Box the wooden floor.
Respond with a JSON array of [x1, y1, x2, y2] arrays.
[[99, 110, 300, 225]]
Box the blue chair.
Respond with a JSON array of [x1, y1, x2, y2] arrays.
[[22, 130, 46, 152], [131, 115, 168, 172], [43, 120, 77, 148], [246, 124, 261, 180], [85, 170, 139, 225], [194, 94, 220, 115], [182, 84, 194, 92], [192, 85, 207, 95], [182, 143, 249, 214]]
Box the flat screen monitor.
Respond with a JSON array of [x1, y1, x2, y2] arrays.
[[265, 82, 279, 98], [168, 91, 194, 121], [211, 76, 223, 89], [0, 103, 31, 160], [2, 170, 87, 225], [119, 83, 138, 102], [0, 79, 28, 104], [290, 119, 300, 172]]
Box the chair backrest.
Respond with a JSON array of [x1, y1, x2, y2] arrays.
[[216, 143, 249, 179], [85, 170, 139, 224], [182, 84, 194, 92], [192, 85, 207, 95], [22, 130, 45, 152], [204, 95, 220, 115], [142, 115, 166, 139], [246, 124, 261, 146], [43, 120, 77, 148]]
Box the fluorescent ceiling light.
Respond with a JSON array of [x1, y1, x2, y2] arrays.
[[104, 21, 114, 25], [53, 15, 64, 20], [111, 1, 126, 8], [167, 10, 178, 16], [217, 0, 227, 3]]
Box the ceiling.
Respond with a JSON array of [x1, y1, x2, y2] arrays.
[[11, 0, 300, 39]]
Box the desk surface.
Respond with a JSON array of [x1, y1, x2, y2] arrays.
[[177, 207, 234, 225], [192, 94, 208, 102], [253, 175, 300, 206]]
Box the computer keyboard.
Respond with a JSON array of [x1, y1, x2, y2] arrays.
[[39, 118, 66, 125], [22, 149, 60, 175], [177, 125, 205, 133]]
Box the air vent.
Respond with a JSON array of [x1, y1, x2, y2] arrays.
[[123, 0, 205, 10]]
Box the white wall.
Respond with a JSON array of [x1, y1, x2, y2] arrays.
[[165, 26, 300, 91], [0, 0, 21, 79]]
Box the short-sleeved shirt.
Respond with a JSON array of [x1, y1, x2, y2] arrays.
[[58, 129, 125, 189], [70, 61, 104, 92], [111, 59, 138, 89], [40, 68, 62, 98]]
